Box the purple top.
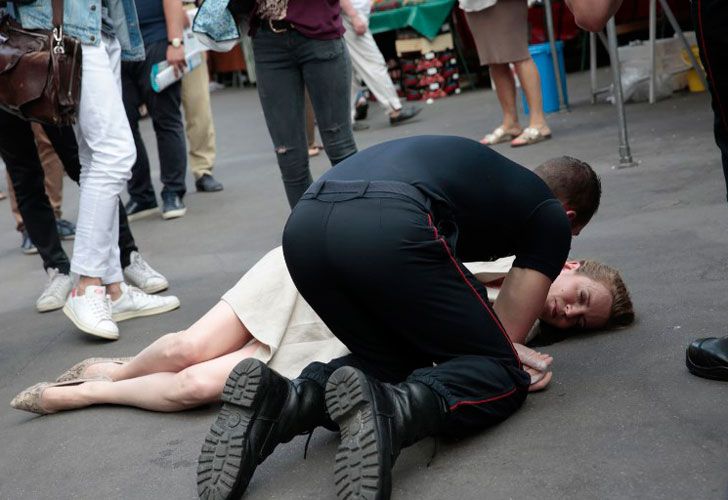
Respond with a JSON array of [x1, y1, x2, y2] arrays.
[[253, 0, 344, 40]]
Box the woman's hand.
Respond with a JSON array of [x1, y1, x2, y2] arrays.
[[514, 342, 552, 371], [513, 342, 553, 392], [351, 13, 368, 36]]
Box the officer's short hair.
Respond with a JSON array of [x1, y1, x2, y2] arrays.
[[535, 156, 601, 227]]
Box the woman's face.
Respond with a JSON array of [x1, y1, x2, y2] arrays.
[[540, 263, 613, 330]]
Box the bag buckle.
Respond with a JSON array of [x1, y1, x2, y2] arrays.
[[52, 26, 65, 54], [268, 19, 288, 33]]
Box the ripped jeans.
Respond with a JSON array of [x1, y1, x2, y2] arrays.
[[253, 28, 358, 208]]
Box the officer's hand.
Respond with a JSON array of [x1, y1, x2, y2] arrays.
[[523, 366, 553, 392]]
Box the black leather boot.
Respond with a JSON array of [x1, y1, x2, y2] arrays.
[[325, 366, 448, 500], [686, 336, 728, 380], [197, 358, 333, 499]]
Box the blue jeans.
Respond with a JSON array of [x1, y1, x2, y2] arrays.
[[253, 28, 357, 208], [122, 40, 188, 204]]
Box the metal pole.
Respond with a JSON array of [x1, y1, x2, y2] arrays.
[[657, 0, 708, 90], [606, 17, 637, 168], [648, 0, 656, 103], [543, 0, 569, 111], [589, 32, 597, 104]]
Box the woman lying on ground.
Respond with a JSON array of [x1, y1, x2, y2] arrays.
[[11, 247, 634, 415]]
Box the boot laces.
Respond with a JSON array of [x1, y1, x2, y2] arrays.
[[302, 429, 315, 460]]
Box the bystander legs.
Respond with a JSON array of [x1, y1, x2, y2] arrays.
[[123, 0, 189, 220], [15, 0, 179, 340], [340, 0, 420, 126]]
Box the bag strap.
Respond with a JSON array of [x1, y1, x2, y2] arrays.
[[50, 0, 65, 54], [51, 0, 63, 28]]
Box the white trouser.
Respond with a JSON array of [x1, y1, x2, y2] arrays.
[[343, 14, 402, 116], [71, 36, 135, 284]]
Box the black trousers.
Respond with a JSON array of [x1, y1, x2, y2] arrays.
[[692, 0, 728, 201], [122, 39, 187, 204], [283, 180, 530, 437], [0, 109, 138, 272]]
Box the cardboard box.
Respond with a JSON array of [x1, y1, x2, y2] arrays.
[[396, 33, 453, 56]]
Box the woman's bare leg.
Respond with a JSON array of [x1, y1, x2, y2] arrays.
[[83, 301, 250, 381], [41, 341, 264, 413], [513, 57, 550, 132], [488, 63, 521, 132]]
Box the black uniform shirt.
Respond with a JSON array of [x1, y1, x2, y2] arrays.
[[320, 135, 572, 281]]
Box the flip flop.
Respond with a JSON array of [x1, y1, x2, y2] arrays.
[[510, 127, 552, 147], [480, 126, 522, 145]]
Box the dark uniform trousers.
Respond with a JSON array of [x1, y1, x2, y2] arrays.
[[692, 0, 728, 200], [0, 109, 139, 273], [283, 180, 531, 437]]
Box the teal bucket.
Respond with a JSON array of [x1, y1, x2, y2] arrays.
[[521, 41, 568, 114]]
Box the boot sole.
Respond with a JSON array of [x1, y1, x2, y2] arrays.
[[197, 358, 268, 500], [686, 354, 728, 381], [326, 366, 388, 500]]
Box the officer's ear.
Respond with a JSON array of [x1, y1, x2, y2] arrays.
[[564, 209, 584, 236]]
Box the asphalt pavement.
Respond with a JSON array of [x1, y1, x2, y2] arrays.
[[1, 68, 727, 499]]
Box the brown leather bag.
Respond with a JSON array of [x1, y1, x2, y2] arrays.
[[0, 0, 82, 125]]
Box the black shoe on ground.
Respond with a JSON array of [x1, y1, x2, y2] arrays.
[[325, 366, 447, 500], [197, 358, 333, 500], [686, 336, 728, 381], [161, 192, 186, 220], [389, 106, 421, 126], [353, 121, 370, 131], [56, 218, 76, 240], [21, 230, 38, 255], [195, 173, 224, 192], [125, 198, 159, 222], [354, 89, 369, 121]]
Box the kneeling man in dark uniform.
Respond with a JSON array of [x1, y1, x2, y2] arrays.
[[196, 135, 602, 500]]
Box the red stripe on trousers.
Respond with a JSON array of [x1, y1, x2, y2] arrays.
[[425, 214, 521, 365], [449, 387, 518, 412]]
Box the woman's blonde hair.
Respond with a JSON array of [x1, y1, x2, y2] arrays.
[[575, 260, 635, 329]]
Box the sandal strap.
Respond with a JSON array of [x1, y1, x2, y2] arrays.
[[484, 126, 507, 142], [520, 127, 542, 139]]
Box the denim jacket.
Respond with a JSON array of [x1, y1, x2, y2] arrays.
[[15, 0, 144, 61]]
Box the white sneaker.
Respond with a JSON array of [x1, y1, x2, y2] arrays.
[[123, 251, 169, 294], [63, 286, 119, 340], [111, 283, 180, 322], [36, 268, 74, 312]]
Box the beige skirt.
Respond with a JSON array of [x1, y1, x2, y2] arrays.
[[465, 0, 530, 65], [220, 248, 540, 380]]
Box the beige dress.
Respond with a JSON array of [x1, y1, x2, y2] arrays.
[[221, 247, 539, 379], [464, 0, 530, 65]]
